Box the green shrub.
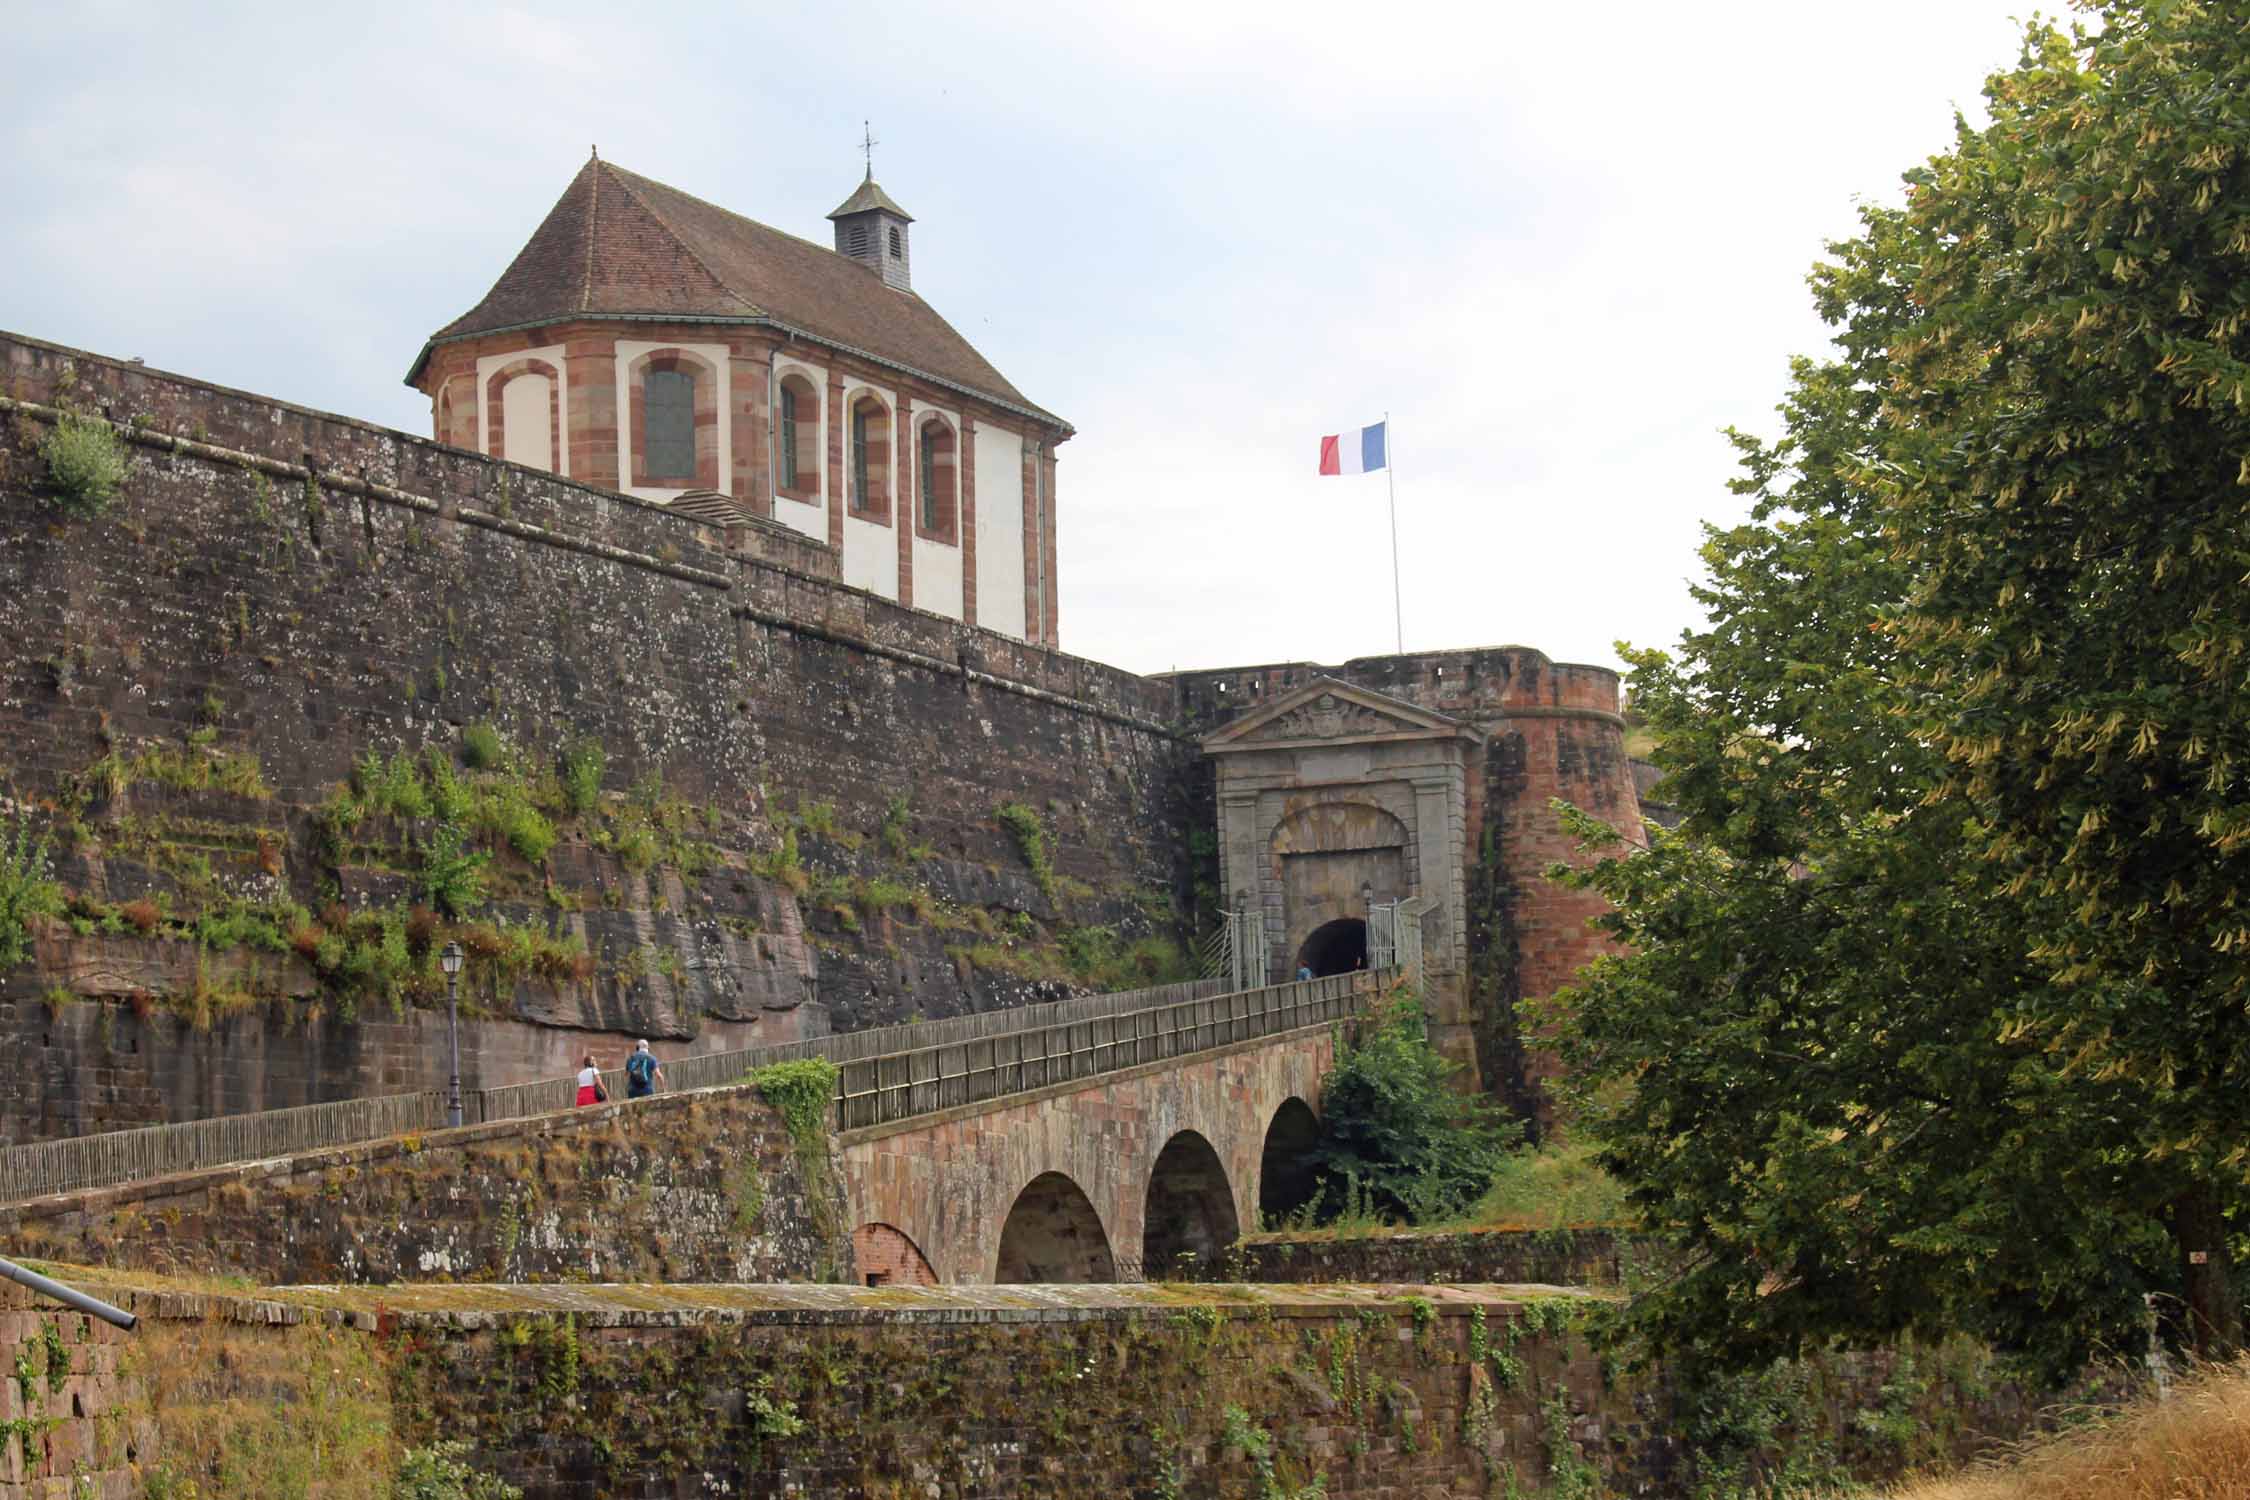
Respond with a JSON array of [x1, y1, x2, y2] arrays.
[[393, 1440, 522, 1500], [354, 750, 431, 821], [1310, 987, 1518, 1225], [460, 723, 506, 771], [748, 1058, 840, 1147], [38, 410, 129, 516], [0, 817, 64, 968], [558, 739, 605, 816], [491, 798, 554, 864], [419, 823, 489, 918]]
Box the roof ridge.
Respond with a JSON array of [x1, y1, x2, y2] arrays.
[[604, 163, 879, 279], [600, 162, 761, 316], [579, 159, 597, 313]]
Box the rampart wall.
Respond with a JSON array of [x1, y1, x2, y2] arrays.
[[0, 1278, 2095, 1500], [0, 331, 1196, 1141]]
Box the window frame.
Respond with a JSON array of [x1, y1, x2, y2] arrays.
[[913, 413, 958, 546], [845, 391, 891, 524], [642, 368, 697, 482]]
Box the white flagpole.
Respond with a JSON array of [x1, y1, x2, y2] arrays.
[[1385, 412, 1402, 653]]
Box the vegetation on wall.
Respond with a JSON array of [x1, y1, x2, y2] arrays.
[[36, 408, 129, 517], [1541, 0, 2250, 1382], [0, 816, 63, 968]]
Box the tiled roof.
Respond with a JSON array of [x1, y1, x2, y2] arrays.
[[411, 158, 1058, 426]]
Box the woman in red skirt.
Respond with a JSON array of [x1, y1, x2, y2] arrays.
[[574, 1053, 607, 1106]]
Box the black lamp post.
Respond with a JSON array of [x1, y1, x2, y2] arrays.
[[441, 940, 465, 1128]]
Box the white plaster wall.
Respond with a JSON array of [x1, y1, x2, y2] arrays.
[[614, 339, 731, 503], [843, 515, 899, 597], [771, 354, 828, 543], [912, 536, 963, 620], [500, 373, 553, 471], [974, 425, 1026, 640], [473, 344, 569, 477]]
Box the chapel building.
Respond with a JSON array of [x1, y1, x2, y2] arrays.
[[407, 154, 1068, 645]]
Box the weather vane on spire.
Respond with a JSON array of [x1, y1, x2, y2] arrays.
[[860, 120, 878, 179]]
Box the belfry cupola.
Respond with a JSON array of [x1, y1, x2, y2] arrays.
[[827, 172, 914, 291]]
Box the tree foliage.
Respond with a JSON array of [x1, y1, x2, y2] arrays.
[[1311, 988, 1517, 1224], [1545, 0, 2250, 1377]]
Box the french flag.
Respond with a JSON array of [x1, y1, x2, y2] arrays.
[[1318, 421, 1387, 476]]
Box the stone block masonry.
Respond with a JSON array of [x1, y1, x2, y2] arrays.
[[0, 1070, 849, 1285], [0, 1277, 2091, 1500], [0, 329, 1196, 1139]]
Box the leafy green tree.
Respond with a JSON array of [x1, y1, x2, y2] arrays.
[[1311, 988, 1517, 1223], [1545, 0, 2250, 1374]]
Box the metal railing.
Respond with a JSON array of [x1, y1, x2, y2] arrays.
[[834, 971, 1373, 1132], [0, 976, 1232, 1203]]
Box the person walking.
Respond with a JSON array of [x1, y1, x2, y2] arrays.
[[574, 1052, 607, 1107], [624, 1039, 664, 1099]]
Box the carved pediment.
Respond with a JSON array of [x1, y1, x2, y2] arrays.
[[1202, 676, 1479, 753], [1247, 693, 1413, 743]]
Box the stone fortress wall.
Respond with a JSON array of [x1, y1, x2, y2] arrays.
[[0, 329, 1188, 1143], [0, 328, 1642, 1142]]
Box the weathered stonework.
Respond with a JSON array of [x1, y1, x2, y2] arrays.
[[0, 1078, 848, 1284], [1208, 1226, 1634, 1287], [1174, 650, 1645, 1126], [839, 1018, 1343, 1284], [0, 1277, 2107, 1500], [0, 330, 1193, 1141]]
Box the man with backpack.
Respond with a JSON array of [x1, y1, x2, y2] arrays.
[[624, 1039, 665, 1099]]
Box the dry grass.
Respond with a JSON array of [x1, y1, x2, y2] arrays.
[[1873, 1360, 2250, 1500]]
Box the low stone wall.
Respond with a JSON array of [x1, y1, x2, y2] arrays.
[[1214, 1226, 1635, 1286], [0, 1275, 2115, 1500], [0, 1079, 847, 1285]]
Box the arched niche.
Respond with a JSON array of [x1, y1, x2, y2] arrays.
[[852, 1221, 937, 1287]]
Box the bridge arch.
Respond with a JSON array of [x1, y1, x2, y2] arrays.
[[1259, 1096, 1323, 1227], [995, 1171, 1116, 1284], [1141, 1131, 1240, 1276]]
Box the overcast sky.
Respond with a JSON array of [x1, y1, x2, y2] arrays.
[[1, 1, 2043, 679]]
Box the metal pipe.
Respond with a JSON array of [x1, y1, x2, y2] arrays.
[[0, 1258, 137, 1330]]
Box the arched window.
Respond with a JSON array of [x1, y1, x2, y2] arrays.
[[888, 225, 902, 259], [848, 393, 890, 522], [645, 369, 695, 481], [627, 350, 719, 492], [916, 415, 957, 544], [775, 372, 819, 501]]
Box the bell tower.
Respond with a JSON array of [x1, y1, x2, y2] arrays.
[[828, 173, 914, 291]]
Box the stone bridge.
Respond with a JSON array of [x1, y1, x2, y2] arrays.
[[832, 970, 1376, 1285], [0, 971, 1382, 1290], [841, 1020, 1336, 1286]]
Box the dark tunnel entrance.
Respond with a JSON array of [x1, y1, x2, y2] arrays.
[[1297, 917, 1367, 978]]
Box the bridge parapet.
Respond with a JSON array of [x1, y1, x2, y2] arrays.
[[837, 971, 1370, 1130]]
